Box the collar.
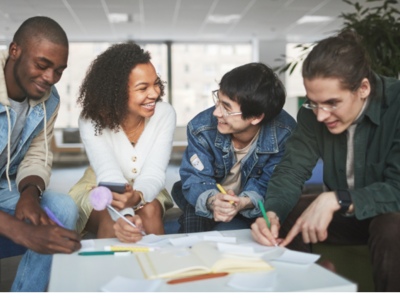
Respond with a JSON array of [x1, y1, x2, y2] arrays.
[[363, 73, 383, 126], [214, 121, 279, 154]]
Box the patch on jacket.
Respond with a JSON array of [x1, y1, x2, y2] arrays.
[[190, 154, 204, 171]]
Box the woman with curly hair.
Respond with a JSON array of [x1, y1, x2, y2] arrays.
[[69, 43, 176, 242]]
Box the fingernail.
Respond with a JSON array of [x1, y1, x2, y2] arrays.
[[138, 225, 143, 231]]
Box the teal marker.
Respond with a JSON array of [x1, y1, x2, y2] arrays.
[[78, 251, 129, 256], [258, 200, 278, 247], [258, 200, 271, 229]]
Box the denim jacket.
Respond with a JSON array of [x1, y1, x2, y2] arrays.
[[0, 86, 60, 190], [175, 106, 296, 219]]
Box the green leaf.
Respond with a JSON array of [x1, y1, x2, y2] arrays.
[[289, 62, 299, 75]]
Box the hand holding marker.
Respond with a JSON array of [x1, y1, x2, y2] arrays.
[[258, 200, 278, 247], [90, 186, 146, 236], [216, 184, 237, 208]]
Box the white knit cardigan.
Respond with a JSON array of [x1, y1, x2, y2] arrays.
[[79, 101, 176, 204]]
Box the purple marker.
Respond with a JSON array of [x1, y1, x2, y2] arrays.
[[44, 206, 65, 228]]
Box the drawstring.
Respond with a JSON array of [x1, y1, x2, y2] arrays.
[[43, 103, 48, 167], [4, 106, 11, 191]]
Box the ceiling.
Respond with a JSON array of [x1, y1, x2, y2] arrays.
[[0, 0, 398, 43]]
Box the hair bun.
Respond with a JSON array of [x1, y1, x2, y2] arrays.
[[337, 30, 362, 43]]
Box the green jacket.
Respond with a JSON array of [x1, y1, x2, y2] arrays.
[[265, 74, 400, 222]]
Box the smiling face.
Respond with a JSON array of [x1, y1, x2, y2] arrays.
[[304, 77, 370, 134], [127, 62, 160, 118], [12, 39, 68, 100], [212, 90, 260, 135]]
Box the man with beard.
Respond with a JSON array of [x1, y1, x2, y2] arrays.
[[0, 17, 81, 292]]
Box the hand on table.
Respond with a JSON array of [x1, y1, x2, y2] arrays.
[[114, 215, 143, 243], [280, 192, 340, 247], [15, 222, 81, 254], [251, 212, 282, 246]]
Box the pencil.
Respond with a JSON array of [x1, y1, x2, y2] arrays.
[[216, 184, 236, 207]]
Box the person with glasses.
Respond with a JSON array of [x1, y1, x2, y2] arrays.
[[251, 30, 400, 292], [171, 63, 296, 233]]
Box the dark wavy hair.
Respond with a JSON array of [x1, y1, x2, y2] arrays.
[[302, 30, 376, 95], [78, 43, 165, 135]]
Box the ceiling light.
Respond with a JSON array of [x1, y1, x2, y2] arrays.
[[207, 15, 241, 24], [296, 16, 334, 24], [108, 13, 131, 24]]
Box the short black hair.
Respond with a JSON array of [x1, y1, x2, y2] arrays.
[[13, 16, 68, 48], [219, 63, 286, 124], [78, 42, 165, 135]]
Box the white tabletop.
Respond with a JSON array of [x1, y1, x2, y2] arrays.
[[48, 229, 357, 292]]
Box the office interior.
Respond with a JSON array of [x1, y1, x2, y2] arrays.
[[1, 0, 399, 292]]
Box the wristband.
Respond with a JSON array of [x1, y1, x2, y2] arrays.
[[133, 190, 146, 211], [335, 189, 352, 214], [20, 183, 43, 199]]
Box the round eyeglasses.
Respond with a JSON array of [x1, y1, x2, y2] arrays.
[[212, 90, 242, 119], [302, 100, 344, 112]]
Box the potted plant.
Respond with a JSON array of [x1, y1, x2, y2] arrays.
[[276, 0, 400, 78]]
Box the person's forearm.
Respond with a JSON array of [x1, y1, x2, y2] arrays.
[[239, 197, 254, 210], [18, 175, 45, 202], [206, 195, 216, 211]]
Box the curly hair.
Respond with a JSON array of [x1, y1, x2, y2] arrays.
[[78, 43, 165, 135]]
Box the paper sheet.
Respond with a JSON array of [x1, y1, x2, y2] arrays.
[[169, 235, 202, 247], [240, 242, 278, 253], [204, 236, 236, 243], [217, 243, 255, 255], [227, 272, 277, 291], [100, 276, 162, 292], [273, 249, 320, 264], [80, 240, 95, 251], [189, 231, 223, 239], [137, 234, 171, 245]]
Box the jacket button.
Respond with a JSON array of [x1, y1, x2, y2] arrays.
[[257, 170, 262, 175], [132, 168, 137, 173], [132, 156, 137, 162], [215, 170, 218, 175]]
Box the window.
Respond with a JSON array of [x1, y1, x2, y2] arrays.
[[172, 43, 252, 126], [55, 43, 167, 128]]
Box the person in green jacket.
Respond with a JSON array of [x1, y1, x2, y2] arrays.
[[251, 30, 400, 292]]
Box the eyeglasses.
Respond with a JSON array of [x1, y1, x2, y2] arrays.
[[302, 99, 345, 112], [212, 90, 242, 119]]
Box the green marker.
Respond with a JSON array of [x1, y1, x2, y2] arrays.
[[258, 200, 278, 247], [78, 251, 130, 256], [258, 200, 271, 229]]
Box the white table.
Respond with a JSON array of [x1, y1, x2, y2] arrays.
[[48, 229, 357, 292]]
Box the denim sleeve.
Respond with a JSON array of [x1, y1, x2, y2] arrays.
[[195, 189, 219, 218], [179, 123, 220, 217], [240, 128, 292, 219], [238, 191, 264, 218]]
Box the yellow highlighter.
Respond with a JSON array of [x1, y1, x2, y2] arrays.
[[216, 184, 236, 208], [104, 246, 158, 252]]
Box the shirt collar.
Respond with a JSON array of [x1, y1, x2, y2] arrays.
[[363, 73, 383, 126]]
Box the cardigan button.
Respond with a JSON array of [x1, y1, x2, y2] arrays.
[[132, 156, 137, 162], [132, 168, 137, 173], [131, 179, 134, 183]]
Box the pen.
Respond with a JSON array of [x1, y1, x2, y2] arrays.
[[104, 246, 158, 252], [258, 200, 278, 247], [78, 251, 130, 256], [44, 206, 65, 228], [107, 205, 146, 236], [216, 184, 236, 208], [167, 272, 229, 284]]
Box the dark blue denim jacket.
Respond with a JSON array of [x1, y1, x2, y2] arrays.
[[175, 106, 296, 219]]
